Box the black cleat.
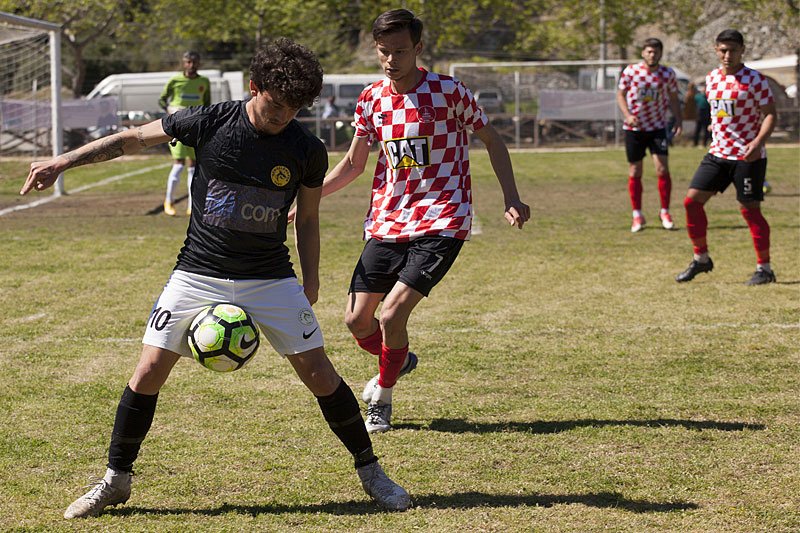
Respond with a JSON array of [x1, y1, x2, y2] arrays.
[[675, 258, 714, 282], [745, 269, 776, 286]]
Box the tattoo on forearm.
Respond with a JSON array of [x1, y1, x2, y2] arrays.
[[137, 127, 146, 148], [64, 135, 126, 169]]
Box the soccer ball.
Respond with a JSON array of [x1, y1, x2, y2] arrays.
[[188, 303, 261, 372]]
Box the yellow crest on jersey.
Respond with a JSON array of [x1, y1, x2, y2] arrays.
[[270, 166, 291, 187]]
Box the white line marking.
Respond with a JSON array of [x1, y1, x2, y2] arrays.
[[0, 163, 171, 217], [472, 213, 483, 235], [21, 313, 47, 322]]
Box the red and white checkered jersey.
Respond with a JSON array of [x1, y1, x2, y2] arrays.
[[618, 62, 678, 131], [705, 66, 773, 160], [353, 69, 488, 242]]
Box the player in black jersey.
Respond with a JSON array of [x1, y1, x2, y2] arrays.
[[21, 38, 410, 517]]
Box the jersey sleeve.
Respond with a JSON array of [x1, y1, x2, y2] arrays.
[[353, 85, 377, 143], [618, 66, 632, 91], [667, 69, 678, 95], [202, 76, 212, 106], [158, 78, 174, 110], [161, 105, 209, 147], [453, 79, 488, 132], [301, 140, 328, 189], [753, 72, 774, 106]]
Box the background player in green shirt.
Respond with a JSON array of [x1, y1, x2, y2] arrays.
[[158, 51, 211, 216]]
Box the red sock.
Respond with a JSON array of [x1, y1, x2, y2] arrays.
[[684, 197, 708, 255], [628, 176, 642, 211], [741, 208, 770, 264], [657, 173, 671, 210], [354, 325, 382, 356], [378, 344, 408, 389]]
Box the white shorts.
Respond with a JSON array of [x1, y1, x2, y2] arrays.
[[142, 270, 324, 358]]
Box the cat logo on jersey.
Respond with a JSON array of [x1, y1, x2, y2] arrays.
[[270, 165, 291, 187], [638, 87, 660, 102], [710, 99, 736, 118], [383, 136, 430, 170]]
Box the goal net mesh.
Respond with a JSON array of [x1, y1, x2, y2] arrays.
[[0, 22, 52, 157]]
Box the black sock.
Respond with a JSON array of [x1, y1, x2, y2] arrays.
[[316, 379, 377, 468], [107, 385, 158, 473]]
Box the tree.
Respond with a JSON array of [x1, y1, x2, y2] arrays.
[[129, 0, 362, 72], [504, 0, 704, 60], [736, 0, 799, 99], [0, 0, 136, 97]]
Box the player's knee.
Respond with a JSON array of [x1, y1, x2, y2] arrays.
[[684, 194, 707, 208], [307, 363, 341, 397], [378, 307, 406, 337], [344, 310, 372, 336]]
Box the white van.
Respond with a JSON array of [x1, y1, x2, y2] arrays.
[[86, 70, 245, 120], [314, 73, 385, 116]]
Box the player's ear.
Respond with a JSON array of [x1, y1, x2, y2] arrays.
[[249, 80, 258, 97], [414, 41, 422, 57]]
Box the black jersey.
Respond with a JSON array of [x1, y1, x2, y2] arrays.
[[162, 100, 327, 279]]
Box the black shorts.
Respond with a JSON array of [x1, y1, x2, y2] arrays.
[[625, 129, 669, 163], [349, 236, 464, 297], [689, 154, 767, 203]]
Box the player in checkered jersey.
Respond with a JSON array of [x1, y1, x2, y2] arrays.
[[313, 9, 529, 433], [675, 29, 777, 285], [617, 38, 683, 233]]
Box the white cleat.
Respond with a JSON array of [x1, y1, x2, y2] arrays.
[[365, 401, 392, 433], [631, 215, 645, 233], [357, 461, 410, 511], [660, 212, 675, 230], [362, 352, 418, 404], [64, 475, 131, 519]]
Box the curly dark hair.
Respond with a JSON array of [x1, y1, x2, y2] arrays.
[[249, 38, 323, 109]]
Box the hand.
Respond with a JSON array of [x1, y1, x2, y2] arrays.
[[671, 123, 682, 137], [20, 159, 63, 195], [624, 115, 640, 129], [504, 200, 530, 229], [742, 141, 761, 162], [287, 206, 297, 224]]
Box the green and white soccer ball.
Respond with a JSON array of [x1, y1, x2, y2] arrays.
[[188, 303, 261, 372]]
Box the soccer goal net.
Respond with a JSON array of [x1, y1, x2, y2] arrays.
[[449, 60, 630, 149], [0, 12, 63, 192]]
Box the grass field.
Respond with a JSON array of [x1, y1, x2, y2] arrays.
[[0, 146, 798, 532]]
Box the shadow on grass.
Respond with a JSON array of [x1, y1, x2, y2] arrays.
[[146, 193, 188, 215], [107, 490, 697, 517], [394, 418, 765, 434]]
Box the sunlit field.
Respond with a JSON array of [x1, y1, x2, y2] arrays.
[[0, 145, 798, 532]]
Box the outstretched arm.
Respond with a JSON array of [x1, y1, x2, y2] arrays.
[[20, 120, 171, 195], [288, 135, 371, 222], [473, 123, 530, 229], [294, 183, 323, 305], [320, 135, 371, 198]]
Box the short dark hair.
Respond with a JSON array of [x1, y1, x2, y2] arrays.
[[716, 29, 744, 46], [183, 50, 200, 60], [249, 38, 323, 109], [642, 38, 663, 51], [373, 9, 423, 44]]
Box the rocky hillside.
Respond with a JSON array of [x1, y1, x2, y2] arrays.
[[666, 2, 797, 83]]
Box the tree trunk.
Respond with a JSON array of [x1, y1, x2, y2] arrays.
[[68, 41, 86, 98]]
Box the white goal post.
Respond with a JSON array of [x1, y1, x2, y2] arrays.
[[0, 11, 63, 195]]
